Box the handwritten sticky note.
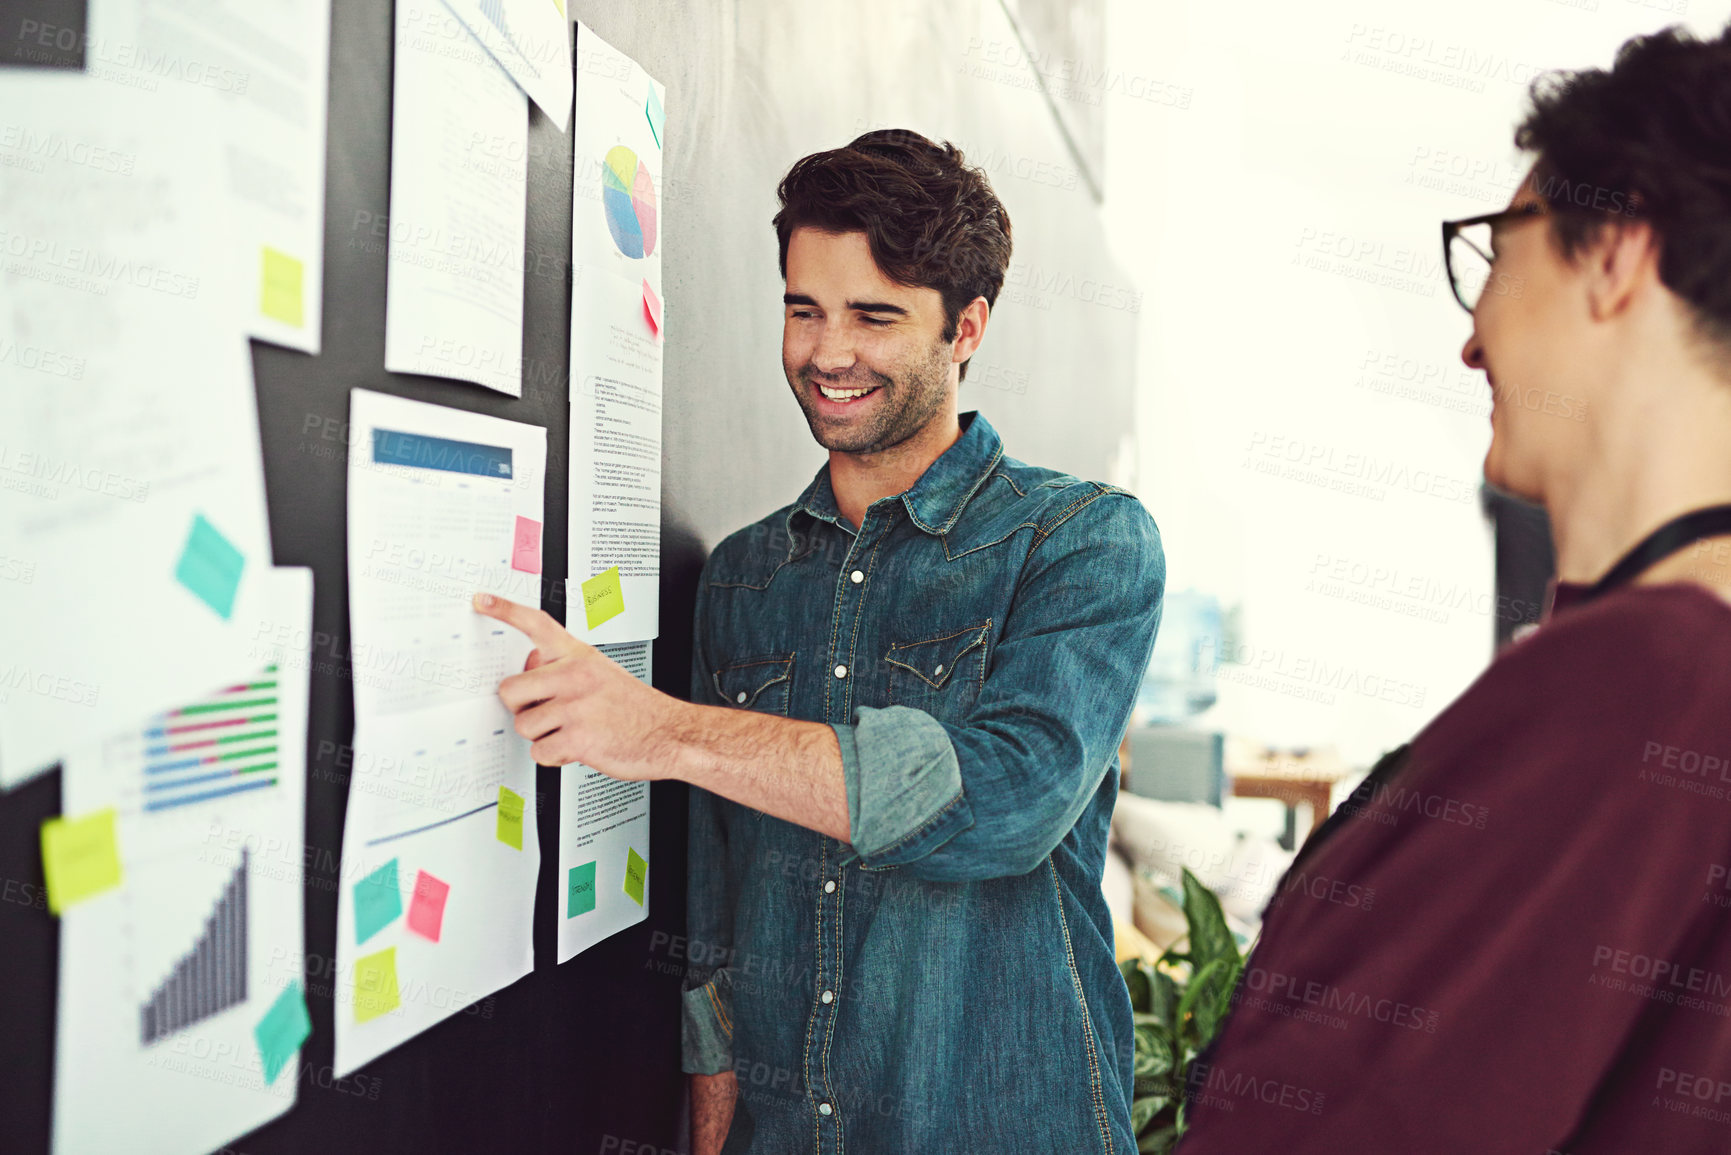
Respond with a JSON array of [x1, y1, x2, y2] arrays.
[[642, 279, 662, 337], [581, 566, 625, 631], [623, 846, 647, 907], [354, 947, 400, 1024], [353, 858, 403, 944], [645, 84, 664, 148], [496, 787, 525, 850], [512, 515, 543, 575], [40, 808, 123, 914], [254, 982, 311, 1084], [175, 513, 246, 619], [260, 246, 305, 328], [407, 870, 450, 942], [567, 861, 596, 918]]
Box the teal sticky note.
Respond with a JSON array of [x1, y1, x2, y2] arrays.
[[353, 858, 403, 944], [174, 513, 246, 619], [567, 861, 596, 918], [645, 84, 664, 148], [253, 982, 311, 1084]]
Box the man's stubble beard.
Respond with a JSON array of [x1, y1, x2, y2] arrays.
[[786, 339, 954, 456]]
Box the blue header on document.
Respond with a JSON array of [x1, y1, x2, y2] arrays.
[[372, 429, 514, 480]]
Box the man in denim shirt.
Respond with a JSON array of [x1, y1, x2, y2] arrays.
[[475, 130, 1163, 1152]]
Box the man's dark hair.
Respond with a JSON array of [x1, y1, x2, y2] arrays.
[[1514, 21, 1731, 356], [773, 129, 1013, 382]]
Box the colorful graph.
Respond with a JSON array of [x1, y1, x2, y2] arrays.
[[602, 145, 657, 259], [140, 667, 280, 812], [140, 850, 249, 1045]]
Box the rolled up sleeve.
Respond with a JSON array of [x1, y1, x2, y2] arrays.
[[680, 962, 734, 1076], [835, 489, 1164, 881]]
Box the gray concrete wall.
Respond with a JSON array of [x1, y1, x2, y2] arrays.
[[575, 0, 1137, 559]]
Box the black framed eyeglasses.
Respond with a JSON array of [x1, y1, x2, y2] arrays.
[[1441, 203, 1544, 315]]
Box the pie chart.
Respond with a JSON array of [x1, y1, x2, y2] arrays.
[[602, 145, 657, 260]]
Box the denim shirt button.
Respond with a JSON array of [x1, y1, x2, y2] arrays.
[[833, 663, 848, 678], [823, 880, 836, 894], [849, 569, 863, 583], [818, 1102, 833, 1117], [821, 989, 834, 1004], [735, 690, 747, 703]]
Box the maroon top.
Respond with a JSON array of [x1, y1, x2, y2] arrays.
[[1179, 582, 1731, 1154]]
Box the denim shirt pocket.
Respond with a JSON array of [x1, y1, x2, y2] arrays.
[[711, 653, 795, 715], [884, 620, 991, 718]]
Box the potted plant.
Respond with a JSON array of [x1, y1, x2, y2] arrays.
[[1119, 867, 1245, 1153]]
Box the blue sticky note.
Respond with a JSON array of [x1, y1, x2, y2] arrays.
[[353, 858, 403, 944], [645, 84, 664, 149], [174, 513, 245, 619], [254, 982, 311, 1084]]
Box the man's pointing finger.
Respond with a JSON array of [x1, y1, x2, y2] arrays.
[[472, 592, 575, 655]]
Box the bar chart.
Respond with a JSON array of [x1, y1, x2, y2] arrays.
[[139, 850, 249, 1046], [140, 669, 281, 813]]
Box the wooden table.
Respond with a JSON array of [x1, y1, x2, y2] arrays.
[[1225, 747, 1351, 850]]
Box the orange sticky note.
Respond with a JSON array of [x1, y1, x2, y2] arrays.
[[642, 279, 662, 336]]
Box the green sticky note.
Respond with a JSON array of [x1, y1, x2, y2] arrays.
[[40, 808, 123, 914], [581, 566, 625, 631], [645, 84, 664, 148], [496, 787, 525, 850], [353, 858, 403, 945], [254, 982, 311, 1084], [260, 246, 304, 328], [623, 846, 647, 907], [174, 512, 246, 620], [354, 947, 400, 1024], [567, 861, 596, 918]]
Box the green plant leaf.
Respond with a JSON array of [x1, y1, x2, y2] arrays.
[[1181, 867, 1238, 974], [1192, 955, 1243, 1045], [1174, 957, 1228, 1042], [1121, 958, 1153, 1013], [1137, 1123, 1178, 1154], [1133, 1023, 1174, 1079], [1130, 1092, 1166, 1134]]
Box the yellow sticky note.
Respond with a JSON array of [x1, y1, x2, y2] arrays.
[[496, 787, 525, 850], [260, 246, 304, 328], [41, 808, 123, 914], [354, 947, 400, 1023], [581, 566, 625, 631]]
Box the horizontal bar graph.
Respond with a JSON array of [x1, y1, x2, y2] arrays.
[[140, 667, 281, 813], [140, 850, 249, 1046]]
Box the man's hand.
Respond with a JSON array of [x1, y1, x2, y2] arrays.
[[472, 592, 688, 776]]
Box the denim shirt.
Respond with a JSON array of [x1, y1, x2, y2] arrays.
[[682, 410, 1165, 1154]]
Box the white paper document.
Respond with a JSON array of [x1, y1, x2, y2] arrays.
[[557, 640, 651, 963], [79, 0, 332, 352], [385, 0, 528, 395], [0, 77, 275, 789], [337, 389, 547, 1076], [52, 567, 313, 1155], [438, 0, 572, 131], [568, 23, 665, 645]]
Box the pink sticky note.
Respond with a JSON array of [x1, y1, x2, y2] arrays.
[[406, 870, 450, 943], [512, 516, 542, 575], [642, 279, 662, 337]]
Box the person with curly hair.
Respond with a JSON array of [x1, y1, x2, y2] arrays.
[[1178, 21, 1731, 1155]]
